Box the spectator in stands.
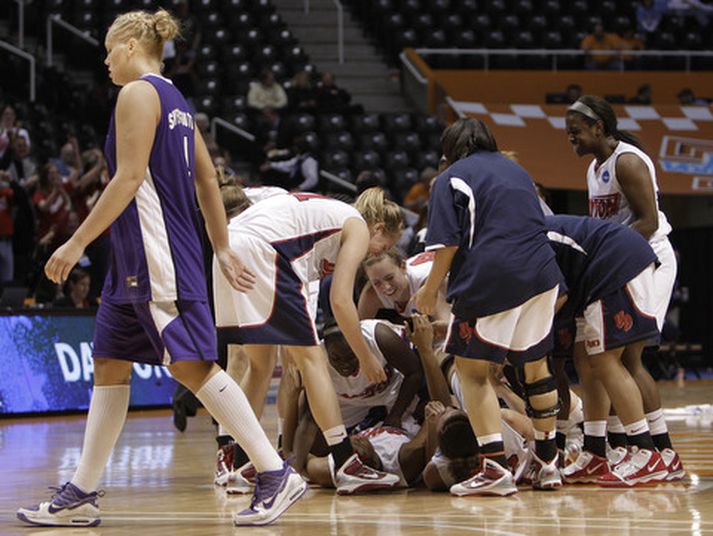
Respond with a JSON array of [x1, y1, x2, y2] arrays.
[[0, 104, 30, 168], [247, 69, 288, 112], [0, 170, 15, 286], [53, 267, 96, 309], [629, 83, 653, 104], [254, 107, 292, 155], [51, 138, 81, 180], [175, 0, 201, 51], [566, 84, 583, 104], [580, 24, 623, 70], [677, 87, 709, 105], [33, 163, 72, 253], [403, 167, 437, 212], [195, 112, 219, 156], [287, 71, 318, 112], [619, 29, 645, 70], [6, 134, 37, 186], [316, 72, 354, 114], [637, 0, 666, 43], [260, 134, 319, 192]]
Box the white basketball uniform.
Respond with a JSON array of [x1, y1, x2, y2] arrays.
[[214, 194, 363, 345], [243, 185, 288, 204], [376, 252, 435, 315], [354, 426, 411, 487], [328, 320, 419, 431], [587, 141, 676, 330]]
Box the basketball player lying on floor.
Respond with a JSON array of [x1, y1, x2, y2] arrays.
[[288, 317, 424, 474], [213, 185, 405, 494], [546, 214, 684, 486]]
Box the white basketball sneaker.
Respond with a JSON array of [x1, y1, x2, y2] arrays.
[[17, 482, 103, 527], [450, 457, 518, 497], [330, 453, 401, 495]]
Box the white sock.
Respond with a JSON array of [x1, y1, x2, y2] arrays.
[[624, 418, 650, 437], [607, 415, 626, 434], [71, 385, 130, 493], [476, 433, 503, 447], [645, 409, 668, 435], [196, 370, 282, 473], [584, 420, 607, 438], [323, 424, 348, 446]]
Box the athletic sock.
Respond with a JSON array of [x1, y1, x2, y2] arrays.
[[583, 420, 607, 458], [534, 430, 558, 463], [646, 409, 673, 450], [624, 418, 656, 451], [196, 370, 282, 473], [477, 433, 508, 469], [72, 385, 131, 493], [607, 415, 628, 449], [324, 425, 353, 470], [556, 420, 569, 451]]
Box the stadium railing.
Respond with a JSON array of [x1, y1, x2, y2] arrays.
[[0, 39, 35, 102], [46, 14, 100, 68]]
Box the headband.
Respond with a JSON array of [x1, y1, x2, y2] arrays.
[[567, 101, 602, 123]]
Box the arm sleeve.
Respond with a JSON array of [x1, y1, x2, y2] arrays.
[[425, 175, 463, 250]]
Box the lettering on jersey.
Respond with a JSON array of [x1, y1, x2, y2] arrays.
[[167, 108, 194, 131], [409, 251, 435, 266], [589, 194, 620, 219], [614, 310, 633, 332], [458, 321, 473, 344], [320, 259, 335, 278], [601, 170, 611, 183]]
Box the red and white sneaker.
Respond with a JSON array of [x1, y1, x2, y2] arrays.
[[562, 451, 610, 484], [450, 457, 518, 497], [530, 452, 562, 490], [330, 454, 400, 495], [660, 448, 686, 481], [607, 445, 629, 468], [227, 462, 257, 495], [597, 447, 668, 487], [214, 444, 235, 486]]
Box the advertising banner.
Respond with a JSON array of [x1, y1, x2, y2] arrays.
[[0, 314, 176, 414]]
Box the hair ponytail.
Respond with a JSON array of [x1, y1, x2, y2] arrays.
[[353, 187, 403, 235], [108, 8, 180, 59]]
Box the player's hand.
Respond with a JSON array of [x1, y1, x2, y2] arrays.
[[404, 313, 434, 349], [425, 400, 446, 422], [359, 351, 386, 384], [216, 247, 256, 292], [413, 285, 437, 316], [45, 238, 84, 284]]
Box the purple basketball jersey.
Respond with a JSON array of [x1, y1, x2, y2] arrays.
[[102, 74, 207, 303]]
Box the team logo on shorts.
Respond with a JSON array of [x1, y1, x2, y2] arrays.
[[614, 310, 633, 332], [458, 321, 473, 344]]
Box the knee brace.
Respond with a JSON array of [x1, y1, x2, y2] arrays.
[[523, 374, 560, 420]]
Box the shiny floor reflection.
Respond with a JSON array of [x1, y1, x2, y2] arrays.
[[1, 380, 713, 535]]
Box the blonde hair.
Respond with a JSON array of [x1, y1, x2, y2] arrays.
[[353, 187, 403, 236], [217, 167, 251, 218], [107, 9, 180, 59], [500, 150, 519, 164]]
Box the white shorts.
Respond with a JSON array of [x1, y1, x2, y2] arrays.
[[445, 285, 559, 363]]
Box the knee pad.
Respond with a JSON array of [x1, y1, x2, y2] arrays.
[[523, 375, 560, 420]]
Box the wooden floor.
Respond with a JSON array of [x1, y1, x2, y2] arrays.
[[2, 380, 713, 535]]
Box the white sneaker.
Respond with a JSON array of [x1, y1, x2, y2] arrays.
[[562, 451, 610, 484], [214, 444, 234, 486], [330, 453, 400, 495], [607, 445, 629, 467], [450, 457, 518, 497], [659, 448, 686, 481], [17, 482, 103, 527], [598, 447, 668, 487], [234, 462, 307, 526], [226, 462, 257, 495], [530, 452, 562, 490]]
